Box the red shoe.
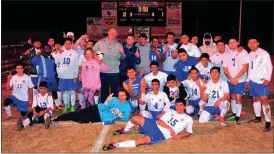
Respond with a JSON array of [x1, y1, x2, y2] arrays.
[[214, 114, 220, 120], [241, 110, 247, 116], [4, 114, 12, 120]]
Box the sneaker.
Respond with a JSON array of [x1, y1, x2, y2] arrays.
[[226, 113, 235, 121], [70, 106, 75, 112], [56, 106, 64, 110], [4, 114, 12, 120], [241, 110, 247, 116], [45, 116, 51, 129], [113, 128, 125, 135], [263, 122, 271, 132], [219, 116, 226, 126], [17, 117, 24, 131], [235, 117, 240, 125], [214, 114, 220, 120], [102, 143, 116, 151], [63, 105, 70, 113]]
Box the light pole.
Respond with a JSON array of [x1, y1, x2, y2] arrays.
[[238, 0, 243, 44]]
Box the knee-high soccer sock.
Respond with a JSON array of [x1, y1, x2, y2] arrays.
[[44, 113, 50, 120], [231, 100, 236, 114], [54, 99, 61, 106], [70, 90, 76, 107], [78, 90, 84, 106], [253, 101, 261, 118], [113, 140, 136, 148], [262, 104, 271, 122], [63, 91, 70, 106], [139, 104, 146, 113], [23, 118, 31, 127], [198, 100, 206, 115], [124, 121, 135, 132], [236, 104, 242, 118], [94, 96, 99, 104], [57, 91, 62, 105], [4, 106, 12, 116]]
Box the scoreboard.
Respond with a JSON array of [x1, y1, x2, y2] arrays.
[[118, 2, 166, 26]]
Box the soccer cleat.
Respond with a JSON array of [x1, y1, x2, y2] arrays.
[[70, 106, 75, 112], [214, 114, 220, 120], [241, 110, 247, 116], [247, 117, 262, 123], [219, 116, 226, 126], [113, 128, 125, 136], [56, 106, 64, 110], [102, 143, 116, 151], [62, 105, 70, 113], [226, 113, 235, 121], [4, 114, 12, 120], [235, 117, 240, 125], [17, 117, 24, 131], [45, 116, 51, 129]]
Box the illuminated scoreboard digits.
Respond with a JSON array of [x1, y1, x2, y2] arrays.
[[118, 2, 166, 26]]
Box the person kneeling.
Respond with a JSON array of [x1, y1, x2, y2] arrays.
[[17, 82, 53, 130], [102, 98, 193, 151]]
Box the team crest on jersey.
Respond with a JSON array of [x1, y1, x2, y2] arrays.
[[183, 66, 192, 72], [255, 55, 258, 58], [219, 86, 221, 89], [22, 80, 25, 83], [159, 99, 162, 102], [69, 54, 72, 56], [180, 118, 184, 122]]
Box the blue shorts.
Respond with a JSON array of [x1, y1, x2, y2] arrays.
[[204, 106, 220, 115], [143, 118, 166, 144], [131, 106, 138, 113], [38, 77, 58, 91], [170, 106, 176, 110], [228, 81, 245, 95], [31, 77, 38, 87], [8, 95, 28, 112], [149, 111, 162, 120], [189, 99, 200, 108], [59, 79, 77, 91], [249, 80, 270, 97], [75, 79, 83, 89]]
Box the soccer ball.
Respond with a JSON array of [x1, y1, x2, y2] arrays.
[[96, 51, 104, 61]]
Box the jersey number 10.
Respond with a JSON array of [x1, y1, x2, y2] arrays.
[[63, 58, 71, 65]]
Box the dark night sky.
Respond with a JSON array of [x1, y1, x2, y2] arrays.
[[2, 1, 273, 52]]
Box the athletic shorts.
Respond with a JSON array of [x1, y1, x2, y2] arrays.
[[204, 106, 220, 115], [228, 81, 245, 95], [149, 110, 162, 120], [249, 80, 270, 97], [59, 79, 77, 91], [8, 95, 28, 112], [189, 99, 200, 108], [143, 117, 166, 144]]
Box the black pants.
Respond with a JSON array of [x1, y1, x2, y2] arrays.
[[27, 106, 48, 125], [54, 105, 101, 123], [100, 73, 119, 103]]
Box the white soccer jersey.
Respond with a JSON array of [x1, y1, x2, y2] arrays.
[[169, 86, 180, 105], [223, 50, 249, 83], [205, 79, 229, 106], [247, 48, 273, 84], [10, 74, 34, 101], [142, 91, 170, 112], [180, 43, 201, 58], [195, 62, 214, 79], [182, 79, 204, 100], [162, 43, 179, 72], [57, 49, 79, 79], [210, 52, 228, 81], [144, 71, 168, 91], [51, 52, 61, 64], [32, 93, 54, 114], [78, 54, 86, 66], [157, 109, 193, 139], [213, 43, 230, 53]]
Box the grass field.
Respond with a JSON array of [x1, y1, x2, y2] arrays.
[[1, 86, 274, 153]]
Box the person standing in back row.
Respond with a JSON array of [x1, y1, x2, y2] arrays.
[[93, 27, 125, 103], [135, 33, 151, 74]]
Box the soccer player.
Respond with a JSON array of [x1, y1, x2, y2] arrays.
[[102, 98, 193, 151], [120, 34, 141, 85], [164, 74, 190, 110], [182, 67, 206, 116], [162, 32, 178, 75], [150, 36, 164, 71], [178, 33, 201, 58], [191, 35, 199, 46], [57, 38, 79, 112], [195, 53, 214, 81], [81, 48, 108, 108], [210, 40, 228, 81], [174, 48, 199, 82], [139, 79, 170, 120], [31, 44, 59, 108], [4, 62, 34, 120], [213, 34, 230, 53], [199, 67, 230, 125], [141, 61, 168, 93], [123, 67, 142, 113], [199, 33, 218, 57], [135, 33, 151, 74], [52, 89, 131, 124], [246, 37, 273, 132], [223, 38, 249, 124], [17, 82, 53, 130]]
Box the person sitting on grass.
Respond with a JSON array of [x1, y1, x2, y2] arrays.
[[52, 89, 131, 125], [102, 98, 193, 151], [17, 82, 53, 130]]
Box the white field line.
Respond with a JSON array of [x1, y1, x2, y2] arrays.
[[90, 125, 109, 153]]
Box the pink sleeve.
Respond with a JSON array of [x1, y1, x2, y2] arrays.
[[100, 63, 109, 72]]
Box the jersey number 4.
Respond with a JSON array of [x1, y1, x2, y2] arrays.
[[168, 117, 179, 126], [63, 58, 71, 65]]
